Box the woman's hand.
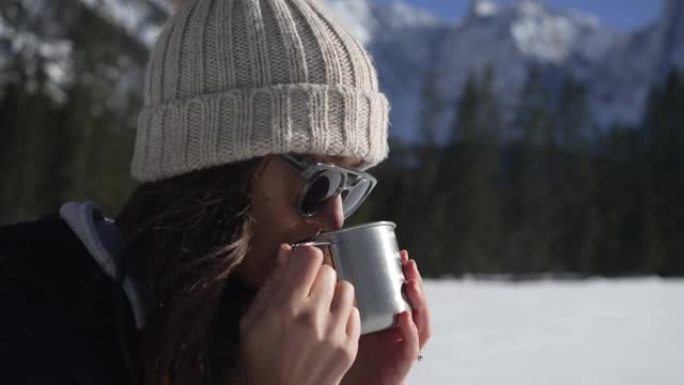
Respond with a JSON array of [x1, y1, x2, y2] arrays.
[[240, 244, 361, 385], [341, 250, 432, 385]]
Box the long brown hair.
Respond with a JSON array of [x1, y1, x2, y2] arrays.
[[115, 158, 261, 385]]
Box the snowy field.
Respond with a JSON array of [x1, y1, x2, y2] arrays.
[[407, 278, 684, 385]]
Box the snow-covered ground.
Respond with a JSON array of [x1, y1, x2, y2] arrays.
[[407, 278, 684, 385]]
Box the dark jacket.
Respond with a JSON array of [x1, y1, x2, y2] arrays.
[[0, 202, 258, 385], [0, 212, 135, 384]]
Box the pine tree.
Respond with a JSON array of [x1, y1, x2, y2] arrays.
[[0, 1, 75, 222], [413, 65, 450, 274], [552, 76, 599, 274], [0, 0, 148, 223], [641, 70, 684, 275], [504, 67, 557, 274], [442, 69, 502, 275]]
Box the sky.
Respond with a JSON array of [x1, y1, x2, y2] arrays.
[[373, 0, 664, 32]]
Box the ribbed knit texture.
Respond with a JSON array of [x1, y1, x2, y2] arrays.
[[131, 0, 390, 182]]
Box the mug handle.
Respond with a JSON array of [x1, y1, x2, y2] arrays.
[[290, 241, 332, 248], [290, 241, 335, 268]]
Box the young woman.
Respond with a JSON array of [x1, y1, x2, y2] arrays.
[[0, 0, 431, 384]]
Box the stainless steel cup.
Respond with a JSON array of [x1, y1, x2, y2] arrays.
[[295, 221, 411, 334]]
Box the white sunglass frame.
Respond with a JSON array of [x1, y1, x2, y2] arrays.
[[280, 154, 377, 218]]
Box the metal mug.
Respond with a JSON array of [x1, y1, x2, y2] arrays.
[[294, 221, 411, 334]]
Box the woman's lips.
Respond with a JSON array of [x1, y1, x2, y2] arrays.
[[292, 229, 323, 245], [293, 235, 314, 244]]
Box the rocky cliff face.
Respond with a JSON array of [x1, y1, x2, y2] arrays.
[[359, 0, 674, 141], [369, 0, 621, 140]]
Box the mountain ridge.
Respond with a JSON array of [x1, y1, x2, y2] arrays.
[[355, 0, 672, 141], [1, 0, 675, 142]]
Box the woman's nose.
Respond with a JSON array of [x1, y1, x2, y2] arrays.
[[308, 194, 345, 231]]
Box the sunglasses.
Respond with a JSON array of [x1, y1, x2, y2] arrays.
[[280, 154, 377, 218]]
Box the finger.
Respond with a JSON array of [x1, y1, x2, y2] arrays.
[[405, 279, 432, 350], [242, 244, 290, 326], [400, 249, 409, 263], [309, 264, 337, 309], [330, 281, 360, 335], [397, 311, 420, 361], [402, 259, 425, 308], [330, 280, 355, 328], [278, 245, 324, 302], [404, 277, 426, 312], [346, 306, 361, 340], [403, 259, 422, 285]]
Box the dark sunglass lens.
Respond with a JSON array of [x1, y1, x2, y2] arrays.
[[301, 171, 342, 215], [342, 179, 371, 216]]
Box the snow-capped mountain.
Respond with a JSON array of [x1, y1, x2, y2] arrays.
[[351, 0, 623, 141], [366, 3, 448, 141], [430, 0, 621, 140], [2, 0, 677, 142], [77, 0, 167, 47], [0, 0, 165, 112], [328, 0, 675, 142], [588, 0, 683, 128], [0, 5, 74, 104], [317, 0, 626, 141], [657, 0, 684, 75], [325, 0, 376, 45]]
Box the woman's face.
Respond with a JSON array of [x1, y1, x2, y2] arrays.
[[236, 154, 360, 287]]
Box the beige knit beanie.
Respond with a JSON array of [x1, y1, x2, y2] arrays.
[[131, 0, 390, 182]]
